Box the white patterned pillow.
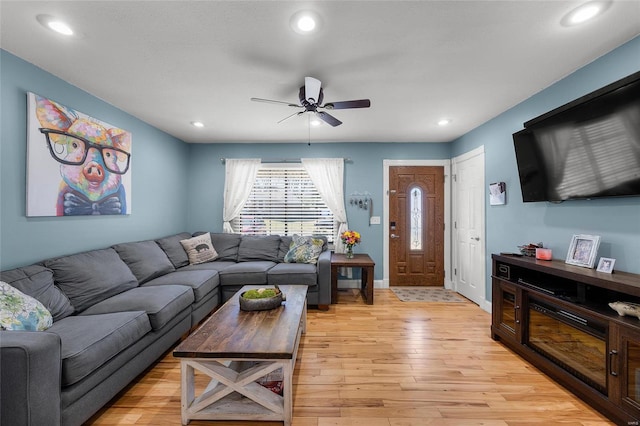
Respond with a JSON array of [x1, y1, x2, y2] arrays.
[[0, 281, 53, 331], [284, 235, 324, 264], [180, 233, 218, 265]]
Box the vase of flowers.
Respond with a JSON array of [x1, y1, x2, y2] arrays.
[[341, 230, 361, 259]]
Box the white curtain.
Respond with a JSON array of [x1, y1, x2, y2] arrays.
[[222, 159, 261, 233], [301, 158, 348, 253]]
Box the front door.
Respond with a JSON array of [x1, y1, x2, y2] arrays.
[[389, 166, 445, 286]]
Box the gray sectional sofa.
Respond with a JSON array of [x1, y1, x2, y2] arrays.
[[0, 232, 331, 426]]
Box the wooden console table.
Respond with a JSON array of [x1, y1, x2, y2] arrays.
[[173, 285, 307, 425], [491, 254, 640, 424], [331, 253, 375, 305]]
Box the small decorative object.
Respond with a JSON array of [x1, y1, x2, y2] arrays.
[[489, 182, 506, 205], [565, 234, 600, 268], [535, 248, 552, 261], [597, 257, 616, 273], [518, 242, 543, 257], [341, 230, 361, 259], [239, 286, 285, 311], [608, 301, 640, 319]]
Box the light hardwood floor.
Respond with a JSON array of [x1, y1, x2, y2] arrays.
[[86, 289, 614, 425]]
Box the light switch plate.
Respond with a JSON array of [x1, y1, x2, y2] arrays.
[[370, 216, 381, 225]]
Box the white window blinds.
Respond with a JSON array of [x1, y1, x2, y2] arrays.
[[232, 164, 335, 241]]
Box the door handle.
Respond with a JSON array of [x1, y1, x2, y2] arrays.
[[471, 236, 480, 241], [390, 234, 400, 239]]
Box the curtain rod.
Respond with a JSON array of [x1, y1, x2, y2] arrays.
[[220, 158, 352, 164]]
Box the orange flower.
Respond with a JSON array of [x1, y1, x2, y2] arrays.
[[340, 230, 361, 247]]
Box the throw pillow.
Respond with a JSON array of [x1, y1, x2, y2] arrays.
[[180, 233, 218, 265], [0, 281, 53, 331], [284, 235, 324, 264], [0, 264, 74, 321]]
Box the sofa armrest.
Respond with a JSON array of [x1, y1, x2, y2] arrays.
[[1, 331, 62, 426], [316, 249, 332, 306]]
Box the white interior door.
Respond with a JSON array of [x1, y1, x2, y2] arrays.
[[453, 147, 486, 307]]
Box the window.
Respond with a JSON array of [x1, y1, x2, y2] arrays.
[[410, 187, 423, 250], [232, 164, 335, 242]]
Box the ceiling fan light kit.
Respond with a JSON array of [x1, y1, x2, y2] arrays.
[[251, 76, 371, 127]]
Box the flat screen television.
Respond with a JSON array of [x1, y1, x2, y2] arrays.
[[513, 71, 640, 202]]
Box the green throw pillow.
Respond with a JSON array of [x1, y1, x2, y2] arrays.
[[284, 235, 324, 264], [0, 281, 53, 331]]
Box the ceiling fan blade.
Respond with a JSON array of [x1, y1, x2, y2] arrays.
[[304, 77, 322, 104], [251, 97, 300, 107], [278, 111, 305, 124], [323, 99, 371, 110], [316, 111, 342, 127]]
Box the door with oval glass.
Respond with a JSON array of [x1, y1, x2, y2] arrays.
[[389, 166, 445, 286]]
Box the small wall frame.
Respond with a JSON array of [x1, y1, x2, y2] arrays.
[[489, 182, 506, 205]]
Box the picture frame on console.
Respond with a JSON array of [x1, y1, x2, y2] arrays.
[[565, 234, 600, 268], [596, 257, 616, 273]]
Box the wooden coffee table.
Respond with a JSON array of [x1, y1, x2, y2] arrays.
[[173, 285, 307, 425]]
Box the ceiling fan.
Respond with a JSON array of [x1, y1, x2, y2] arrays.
[[251, 77, 371, 127]]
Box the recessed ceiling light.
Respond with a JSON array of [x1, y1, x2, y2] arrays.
[[562, 1, 610, 26], [310, 119, 321, 126], [437, 118, 452, 126], [191, 121, 204, 128], [290, 10, 322, 35], [36, 14, 74, 36]]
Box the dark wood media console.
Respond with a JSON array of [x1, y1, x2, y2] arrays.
[[491, 254, 640, 425]]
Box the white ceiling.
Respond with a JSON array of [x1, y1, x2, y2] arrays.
[[1, 1, 639, 144]]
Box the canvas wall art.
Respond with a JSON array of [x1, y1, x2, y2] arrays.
[[27, 93, 132, 216]]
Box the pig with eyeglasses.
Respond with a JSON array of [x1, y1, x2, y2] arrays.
[[35, 95, 131, 215]]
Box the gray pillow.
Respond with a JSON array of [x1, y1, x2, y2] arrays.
[[112, 240, 175, 284], [44, 248, 138, 312], [237, 235, 281, 262], [205, 232, 242, 262], [156, 232, 192, 268], [0, 264, 74, 321], [278, 236, 293, 262]]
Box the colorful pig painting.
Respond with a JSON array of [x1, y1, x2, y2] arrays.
[[33, 95, 131, 215]]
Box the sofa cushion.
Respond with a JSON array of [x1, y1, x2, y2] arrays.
[[48, 311, 151, 386], [79, 285, 193, 330], [284, 235, 324, 264], [0, 281, 53, 331], [156, 232, 192, 268], [278, 236, 293, 261], [237, 235, 281, 262], [267, 263, 318, 286], [180, 261, 236, 273], [112, 240, 175, 284], [143, 270, 219, 303], [204, 232, 242, 262], [218, 261, 276, 286], [0, 264, 74, 321], [181, 234, 218, 265], [44, 248, 138, 313]]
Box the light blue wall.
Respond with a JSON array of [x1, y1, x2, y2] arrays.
[[451, 36, 640, 298], [186, 142, 452, 280], [3, 35, 639, 289], [0, 50, 190, 269]]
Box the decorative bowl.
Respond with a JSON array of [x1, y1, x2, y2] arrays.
[[239, 287, 285, 311]]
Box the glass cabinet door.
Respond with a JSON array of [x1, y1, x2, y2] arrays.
[[614, 325, 640, 419], [500, 288, 517, 333]]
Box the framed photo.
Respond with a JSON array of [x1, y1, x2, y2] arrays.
[[596, 257, 616, 273], [565, 234, 600, 268], [489, 182, 506, 205]]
